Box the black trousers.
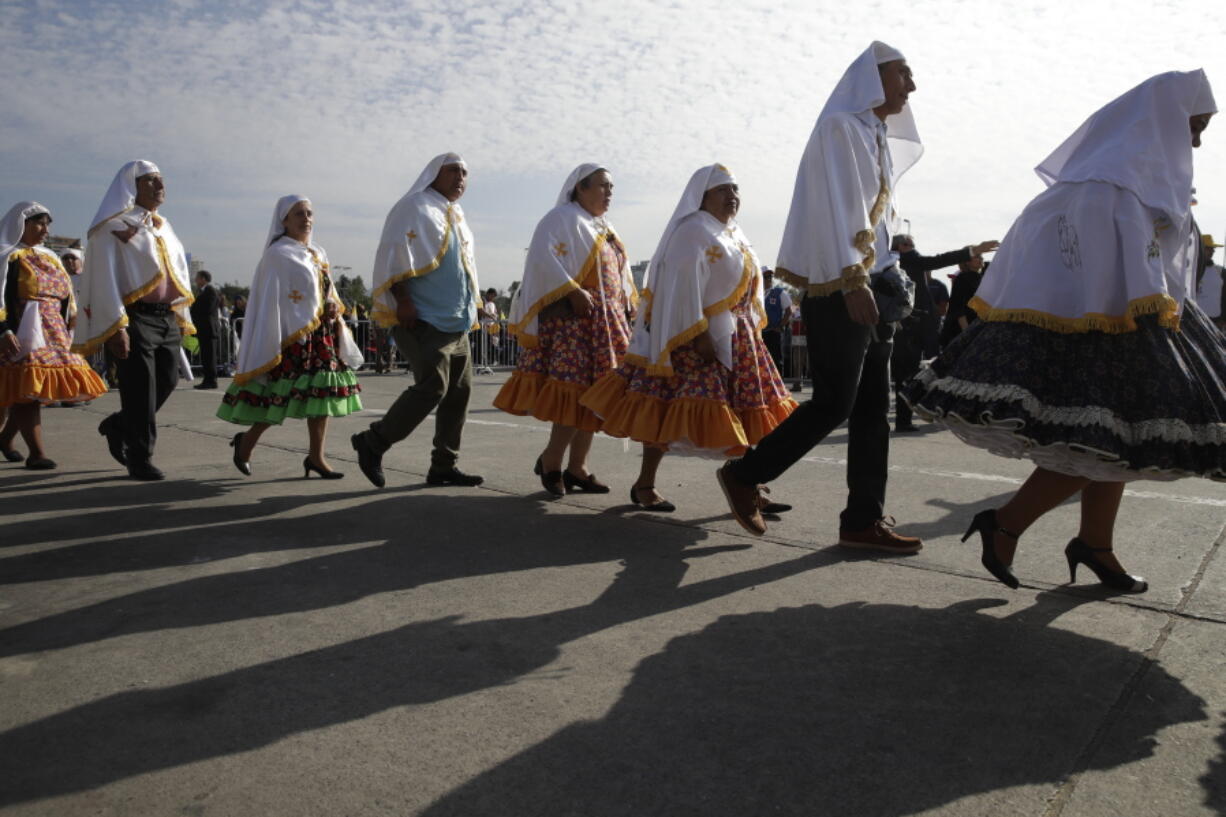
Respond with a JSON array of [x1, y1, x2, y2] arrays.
[[107, 308, 180, 465], [730, 292, 893, 530], [762, 328, 785, 375], [198, 330, 218, 385]]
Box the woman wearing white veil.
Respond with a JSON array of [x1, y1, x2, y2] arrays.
[[217, 196, 363, 478], [0, 201, 107, 468], [905, 70, 1223, 593], [582, 164, 796, 496], [495, 164, 639, 497]]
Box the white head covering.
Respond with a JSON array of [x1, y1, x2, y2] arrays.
[[405, 152, 467, 199], [818, 41, 922, 182], [554, 163, 607, 207], [1035, 69, 1217, 223], [88, 160, 160, 235], [647, 164, 736, 284], [59, 247, 83, 261], [0, 201, 49, 261], [266, 194, 310, 246]]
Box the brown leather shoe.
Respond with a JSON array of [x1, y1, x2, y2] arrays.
[[717, 462, 766, 536], [838, 517, 922, 554]]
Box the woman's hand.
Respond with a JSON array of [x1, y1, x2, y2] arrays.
[[0, 333, 19, 357], [693, 330, 717, 363], [567, 288, 594, 318]]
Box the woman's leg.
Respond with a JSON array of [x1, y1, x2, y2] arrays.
[[993, 467, 1090, 564], [632, 445, 668, 505], [565, 430, 595, 477], [238, 422, 271, 461], [307, 416, 330, 469], [541, 423, 577, 473], [0, 407, 17, 452], [14, 403, 45, 460], [1076, 480, 1128, 572]]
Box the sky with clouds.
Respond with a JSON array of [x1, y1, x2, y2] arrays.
[[3, 0, 1225, 293]]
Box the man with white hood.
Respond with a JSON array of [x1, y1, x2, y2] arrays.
[[716, 42, 924, 552], [73, 161, 195, 481], [353, 152, 484, 488]]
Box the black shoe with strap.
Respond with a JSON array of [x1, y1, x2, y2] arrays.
[[426, 466, 483, 487], [1065, 537, 1148, 593], [961, 509, 1020, 589], [630, 485, 676, 513]]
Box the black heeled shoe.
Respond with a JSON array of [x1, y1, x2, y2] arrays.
[[1064, 538, 1148, 593], [229, 432, 252, 476], [563, 469, 610, 494], [1, 446, 22, 463], [630, 485, 676, 513], [534, 456, 564, 497], [961, 509, 1021, 589], [303, 457, 344, 479]]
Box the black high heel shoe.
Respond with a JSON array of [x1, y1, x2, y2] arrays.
[[303, 457, 344, 479], [534, 456, 564, 497], [961, 509, 1021, 589], [230, 432, 252, 476], [1064, 538, 1147, 593]]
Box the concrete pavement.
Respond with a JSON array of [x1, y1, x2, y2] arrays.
[[1, 369, 1224, 816]]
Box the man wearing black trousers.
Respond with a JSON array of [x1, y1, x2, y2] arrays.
[[716, 41, 923, 551], [74, 160, 197, 481], [891, 234, 998, 430], [190, 269, 221, 389]]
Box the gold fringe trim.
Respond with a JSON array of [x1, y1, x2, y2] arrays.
[[509, 233, 607, 346], [970, 292, 1181, 334], [71, 312, 129, 356], [234, 312, 325, 386], [647, 317, 709, 377], [371, 210, 454, 326], [155, 236, 193, 303], [807, 279, 846, 297], [702, 251, 754, 322]]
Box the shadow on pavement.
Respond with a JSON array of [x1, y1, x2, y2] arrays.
[[420, 595, 1208, 817], [1205, 716, 1226, 811], [0, 493, 757, 657], [0, 526, 831, 805]]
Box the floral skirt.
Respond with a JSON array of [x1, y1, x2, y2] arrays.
[[0, 302, 107, 407], [218, 325, 362, 425], [494, 303, 630, 432], [903, 300, 1226, 481], [581, 327, 797, 458]]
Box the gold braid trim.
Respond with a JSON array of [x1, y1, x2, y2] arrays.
[[775, 266, 808, 291], [609, 232, 640, 310], [970, 292, 1182, 334], [71, 313, 129, 356], [701, 250, 753, 321], [509, 233, 607, 346], [155, 235, 193, 303]]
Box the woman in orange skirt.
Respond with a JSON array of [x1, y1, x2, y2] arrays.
[[0, 202, 107, 468]]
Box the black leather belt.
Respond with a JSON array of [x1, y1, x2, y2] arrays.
[[128, 302, 173, 315]]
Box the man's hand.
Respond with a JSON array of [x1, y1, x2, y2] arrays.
[[395, 297, 418, 330], [844, 287, 879, 326], [567, 288, 594, 318], [693, 330, 717, 363], [106, 328, 130, 359], [0, 333, 19, 357], [111, 222, 139, 244], [971, 240, 1000, 255]]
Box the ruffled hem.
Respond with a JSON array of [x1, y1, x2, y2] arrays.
[[738, 398, 799, 444], [0, 363, 107, 406], [217, 370, 362, 426], [493, 370, 603, 432], [581, 371, 752, 457]]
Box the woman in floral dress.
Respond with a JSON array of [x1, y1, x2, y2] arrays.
[[0, 201, 107, 468], [218, 195, 362, 478], [581, 164, 796, 501], [496, 164, 652, 500]]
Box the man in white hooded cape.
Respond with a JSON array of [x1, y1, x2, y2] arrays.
[[717, 42, 924, 552]]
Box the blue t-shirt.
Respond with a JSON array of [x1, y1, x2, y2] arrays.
[[407, 226, 475, 333]]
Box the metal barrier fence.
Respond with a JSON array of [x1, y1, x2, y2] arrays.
[[85, 318, 811, 384]]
